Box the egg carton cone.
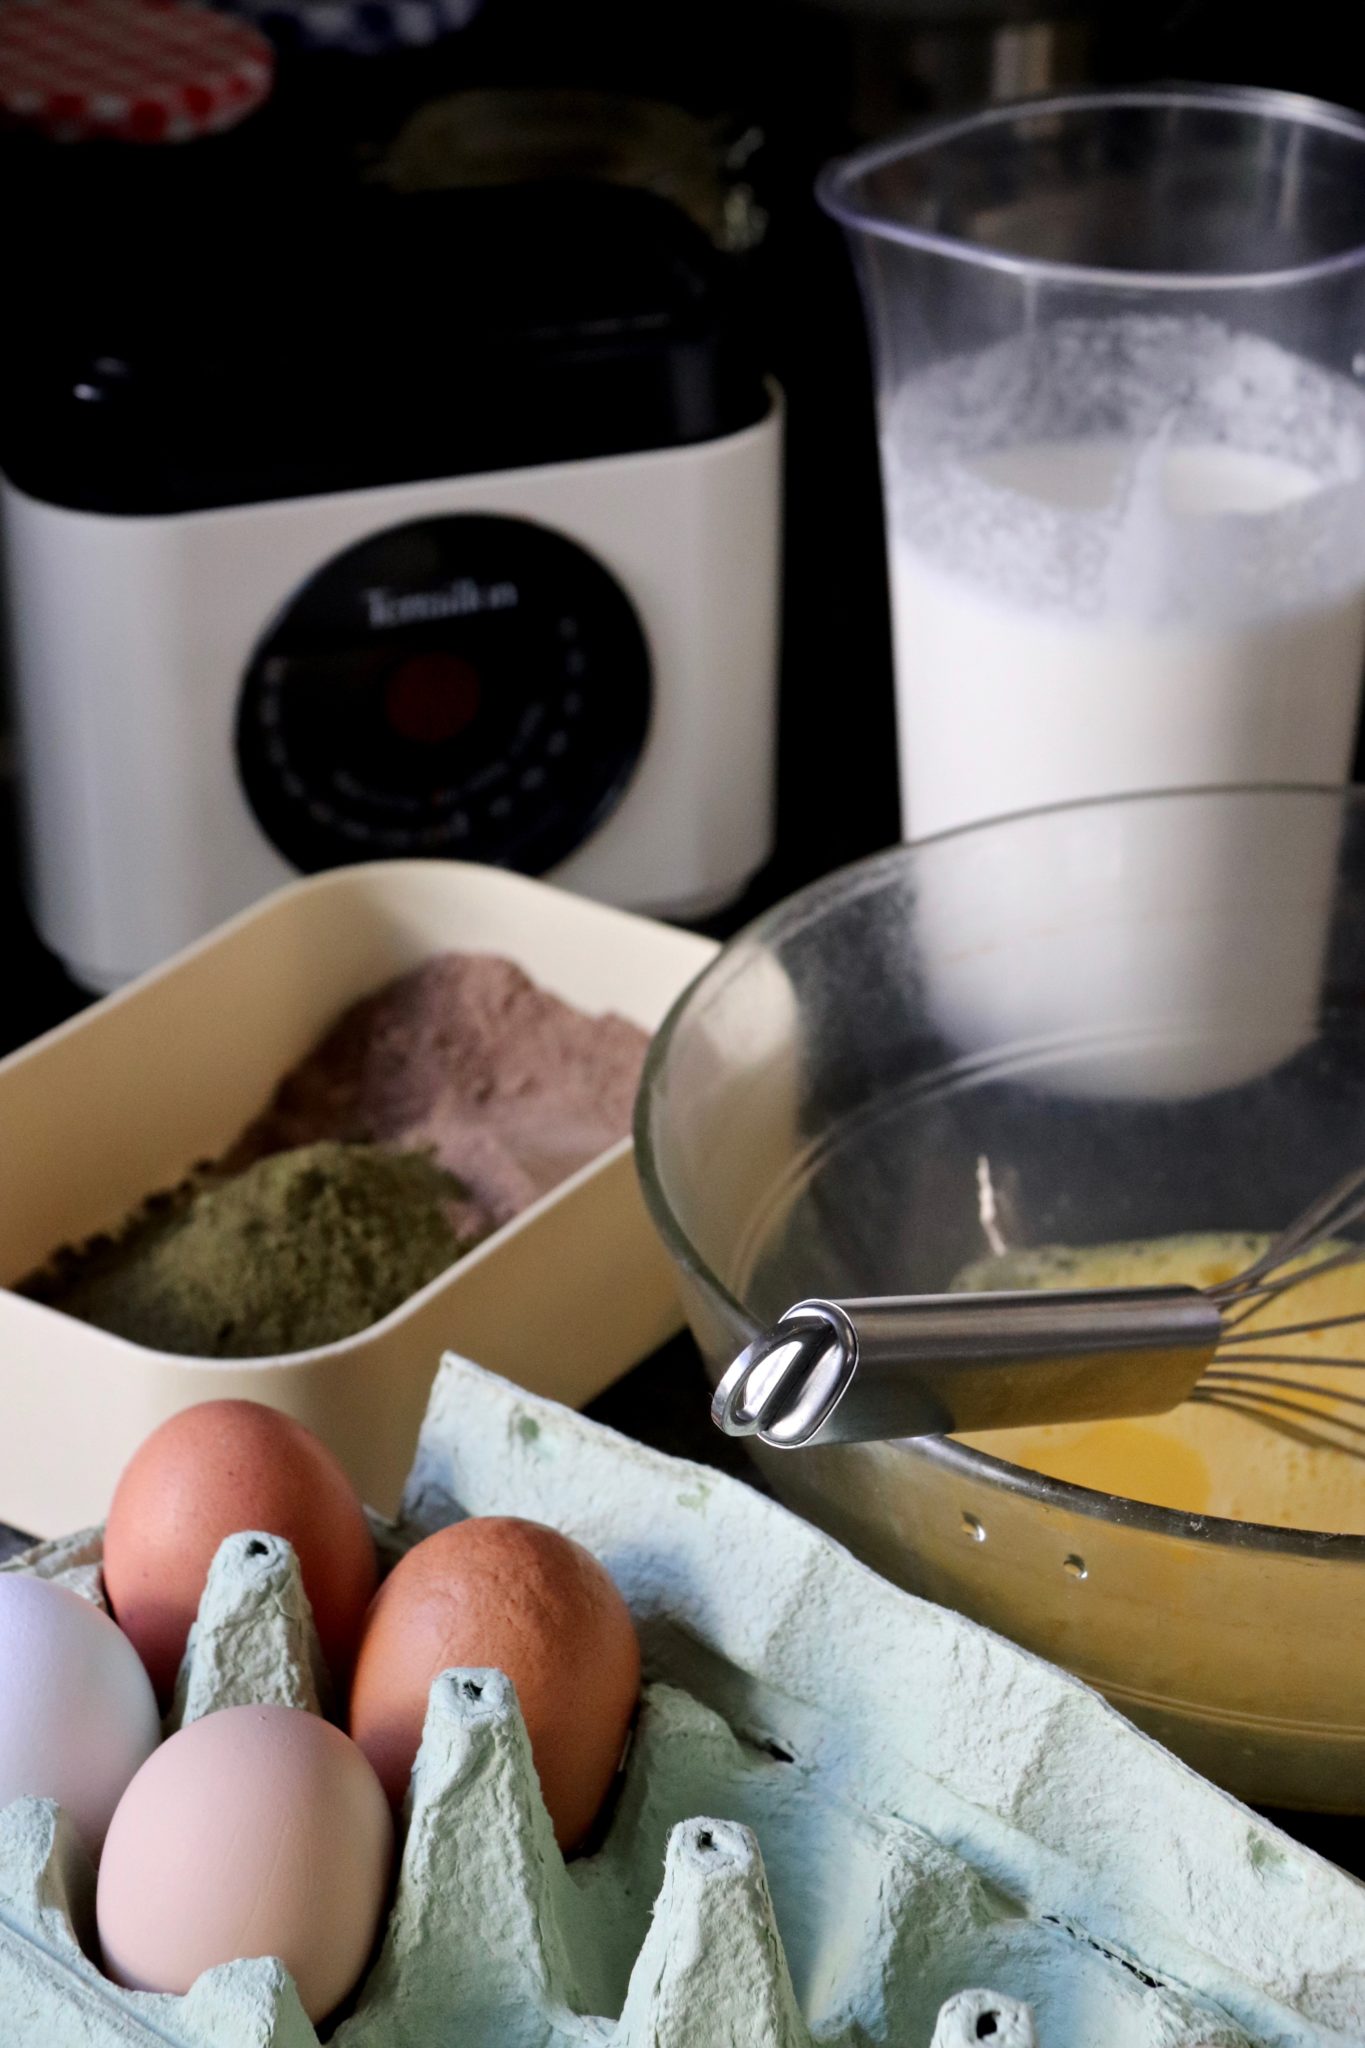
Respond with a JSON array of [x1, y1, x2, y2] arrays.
[[4, 1354, 1365, 2048]]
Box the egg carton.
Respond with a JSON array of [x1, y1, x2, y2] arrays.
[[4, 1356, 1365, 2048]]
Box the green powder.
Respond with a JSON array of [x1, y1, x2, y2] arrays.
[[33, 1142, 472, 1358]]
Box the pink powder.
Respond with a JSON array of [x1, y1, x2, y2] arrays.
[[232, 954, 650, 1242]]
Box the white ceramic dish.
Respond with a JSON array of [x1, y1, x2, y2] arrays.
[[0, 861, 715, 1533]]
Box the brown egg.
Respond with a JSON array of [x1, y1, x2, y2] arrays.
[[349, 1517, 640, 1850], [104, 1400, 378, 1701]]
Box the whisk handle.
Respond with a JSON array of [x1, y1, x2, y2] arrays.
[[713, 1287, 1223, 1448]]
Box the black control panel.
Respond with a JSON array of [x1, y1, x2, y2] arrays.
[[236, 513, 652, 874]]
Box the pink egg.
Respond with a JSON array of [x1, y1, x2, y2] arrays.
[[96, 1704, 392, 2023]]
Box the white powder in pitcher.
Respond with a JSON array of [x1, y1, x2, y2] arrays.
[[883, 317, 1365, 839]]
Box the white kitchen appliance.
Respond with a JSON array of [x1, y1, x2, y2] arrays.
[[0, 179, 781, 989]]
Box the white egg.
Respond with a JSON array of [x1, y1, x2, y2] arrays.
[[0, 1574, 161, 1854]]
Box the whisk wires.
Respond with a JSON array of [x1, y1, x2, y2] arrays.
[[1193, 1166, 1365, 1454]]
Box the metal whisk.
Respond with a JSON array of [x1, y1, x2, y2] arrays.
[[712, 1165, 1365, 1453]]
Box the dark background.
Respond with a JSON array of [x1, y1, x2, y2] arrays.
[[2, 0, 1364, 1873], [5, 0, 1365, 1048]]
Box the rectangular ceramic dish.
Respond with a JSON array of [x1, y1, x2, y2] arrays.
[[0, 861, 715, 1533], [2, 1352, 1362, 2047]]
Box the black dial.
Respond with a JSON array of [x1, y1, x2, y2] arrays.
[[236, 513, 652, 875]]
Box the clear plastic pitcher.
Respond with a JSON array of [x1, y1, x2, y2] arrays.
[[819, 87, 1365, 842]]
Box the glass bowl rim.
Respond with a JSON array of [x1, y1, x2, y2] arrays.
[[635, 783, 1365, 1562]]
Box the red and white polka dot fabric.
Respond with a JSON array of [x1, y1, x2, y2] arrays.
[[0, 0, 274, 142]]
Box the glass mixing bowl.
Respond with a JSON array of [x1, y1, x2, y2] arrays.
[[636, 787, 1365, 1811]]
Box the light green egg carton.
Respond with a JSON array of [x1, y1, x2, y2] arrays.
[[3, 1353, 1365, 2048]]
